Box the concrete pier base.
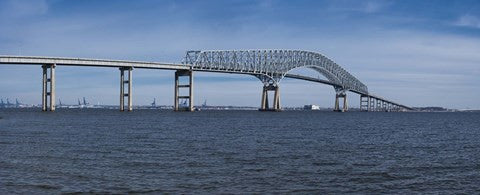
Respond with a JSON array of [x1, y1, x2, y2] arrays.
[[174, 70, 194, 111], [259, 84, 281, 111], [120, 67, 133, 111], [360, 95, 370, 112], [376, 99, 382, 112], [334, 93, 348, 112], [42, 64, 56, 112], [368, 97, 375, 111]]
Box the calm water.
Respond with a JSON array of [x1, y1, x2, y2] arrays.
[[0, 109, 479, 194]]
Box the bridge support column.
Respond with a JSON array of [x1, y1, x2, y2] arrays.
[[334, 93, 348, 112], [360, 95, 370, 112], [260, 84, 280, 111], [369, 97, 375, 112], [42, 64, 56, 112], [174, 70, 194, 111], [120, 67, 133, 111], [376, 99, 381, 112]]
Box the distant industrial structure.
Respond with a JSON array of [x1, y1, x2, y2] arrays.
[[304, 105, 321, 110], [56, 97, 99, 109], [0, 98, 27, 108], [0, 50, 412, 113], [151, 98, 156, 108]]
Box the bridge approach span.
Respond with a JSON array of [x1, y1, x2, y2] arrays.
[[284, 74, 412, 110], [0, 55, 188, 70]]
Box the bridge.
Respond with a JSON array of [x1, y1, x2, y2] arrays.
[[0, 49, 412, 112]]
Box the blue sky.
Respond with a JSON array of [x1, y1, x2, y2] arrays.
[[0, 0, 479, 109]]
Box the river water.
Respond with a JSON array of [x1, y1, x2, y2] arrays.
[[0, 109, 479, 194]]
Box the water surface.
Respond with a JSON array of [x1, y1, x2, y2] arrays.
[[0, 109, 479, 193]]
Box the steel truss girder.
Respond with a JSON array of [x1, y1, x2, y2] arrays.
[[184, 50, 368, 94]]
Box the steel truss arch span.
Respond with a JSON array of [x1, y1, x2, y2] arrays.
[[184, 49, 368, 94]]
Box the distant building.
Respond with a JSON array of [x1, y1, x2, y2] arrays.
[[304, 104, 320, 110], [413, 107, 449, 112]]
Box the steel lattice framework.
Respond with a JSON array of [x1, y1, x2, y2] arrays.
[[184, 50, 368, 94]]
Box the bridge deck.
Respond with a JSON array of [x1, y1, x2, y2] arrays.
[[0, 55, 411, 110], [0, 55, 188, 70], [284, 74, 412, 110]]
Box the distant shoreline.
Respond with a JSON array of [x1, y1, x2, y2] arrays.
[[0, 107, 478, 112]]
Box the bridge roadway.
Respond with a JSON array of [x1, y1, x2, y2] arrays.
[[283, 74, 411, 110], [0, 55, 412, 112]]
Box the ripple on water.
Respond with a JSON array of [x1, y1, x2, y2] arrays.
[[0, 109, 479, 194]]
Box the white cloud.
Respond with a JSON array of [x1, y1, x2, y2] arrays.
[[0, 0, 49, 18], [364, 1, 384, 13], [327, 0, 390, 14], [257, 0, 273, 9], [454, 14, 480, 29]]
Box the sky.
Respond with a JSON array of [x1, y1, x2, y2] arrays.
[[0, 0, 479, 109]]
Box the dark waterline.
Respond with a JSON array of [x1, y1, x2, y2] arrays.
[[1, 109, 479, 193]]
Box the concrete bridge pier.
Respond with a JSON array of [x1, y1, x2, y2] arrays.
[[260, 84, 281, 111], [376, 99, 382, 112], [334, 93, 348, 112], [174, 70, 194, 111], [42, 64, 56, 112], [369, 97, 375, 112], [360, 95, 370, 111], [119, 67, 133, 111]]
